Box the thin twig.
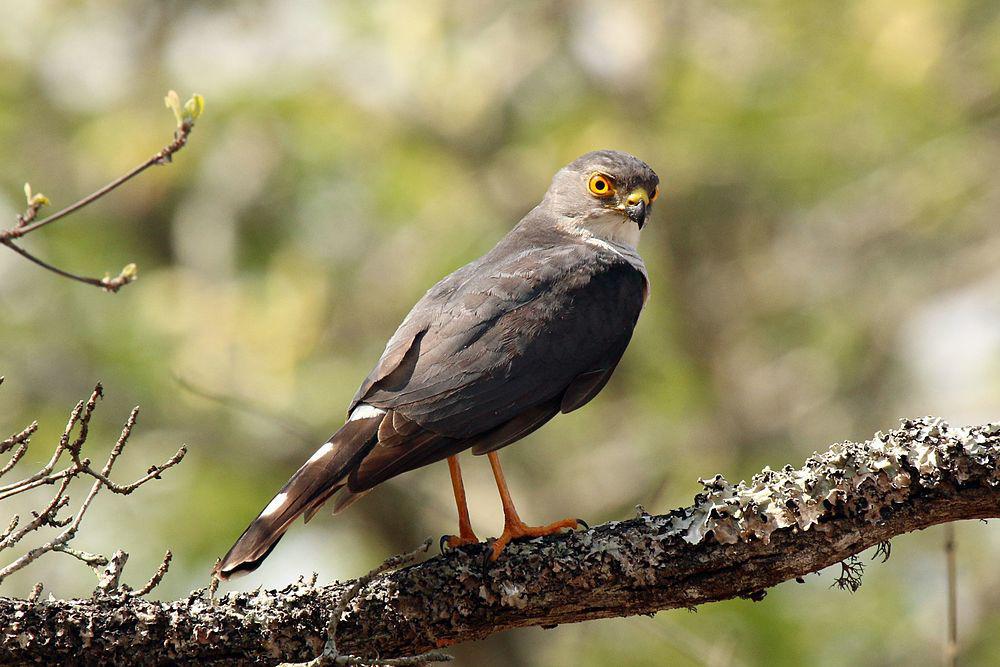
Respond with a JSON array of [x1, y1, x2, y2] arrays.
[[0, 238, 135, 291], [1, 421, 37, 456], [0, 477, 72, 551], [0, 384, 184, 591], [944, 523, 958, 667], [53, 545, 110, 573], [0, 441, 29, 477], [74, 445, 188, 495], [174, 374, 319, 446], [96, 550, 130, 593], [67, 385, 103, 456], [27, 581, 43, 604], [0, 91, 203, 291], [0, 397, 87, 497], [3, 127, 190, 240], [130, 551, 172, 598], [64, 396, 188, 495], [0, 516, 18, 543], [0, 467, 77, 502], [103, 407, 139, 473]]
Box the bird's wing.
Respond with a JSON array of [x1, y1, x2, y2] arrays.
[[345, 239, 646, 486], [216, 240, 646, 578]]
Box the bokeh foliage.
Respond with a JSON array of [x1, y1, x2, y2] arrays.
[[1, 2, 999, 665]]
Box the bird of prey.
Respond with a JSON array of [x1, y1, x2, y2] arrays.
[[215, 150, 659, 579]]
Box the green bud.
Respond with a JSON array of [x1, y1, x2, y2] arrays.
[[23, 183, 49, 207], [183, 94, 205, 122], [164, 90, 183, 125]]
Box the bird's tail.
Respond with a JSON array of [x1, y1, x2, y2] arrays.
[[213, 412, 382, 580]]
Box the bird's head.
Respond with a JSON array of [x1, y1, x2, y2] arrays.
[[543, 150, 660, 249]]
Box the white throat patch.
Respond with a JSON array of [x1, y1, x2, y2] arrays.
[[557, 211, 641, 251], [580, 212, 641, 249]]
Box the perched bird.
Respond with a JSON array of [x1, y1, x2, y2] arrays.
[[215, 150, 659, 579]]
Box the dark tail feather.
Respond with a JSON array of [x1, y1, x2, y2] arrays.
[[213, 414, 381, 579]]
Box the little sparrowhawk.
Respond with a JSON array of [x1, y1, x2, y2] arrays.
[[215, 150, 660, 578]]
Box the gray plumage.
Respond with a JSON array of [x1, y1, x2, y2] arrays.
[[216, 150, 659, 578]]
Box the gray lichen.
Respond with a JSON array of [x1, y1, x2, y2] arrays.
[[2, 417, 999, 665], [665, 418, 1000, 547]]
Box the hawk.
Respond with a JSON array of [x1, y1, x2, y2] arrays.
[[215, 150, 660, 578]]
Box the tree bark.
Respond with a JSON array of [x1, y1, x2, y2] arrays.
[[3, 417, 999, 665]]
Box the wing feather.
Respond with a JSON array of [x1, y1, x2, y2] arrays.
[[342, 229, 646, 491]]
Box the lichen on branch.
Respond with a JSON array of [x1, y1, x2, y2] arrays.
[[2, 416, 998, 665], [666, 417, 1000, 547]]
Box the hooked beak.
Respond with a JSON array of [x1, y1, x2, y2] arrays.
[[624, 188, 650, 228]]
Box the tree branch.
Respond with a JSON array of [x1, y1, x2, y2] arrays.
[[0, 91, 203, 292], [0, 382, 186, 590], [2, 416, 1000, 664]]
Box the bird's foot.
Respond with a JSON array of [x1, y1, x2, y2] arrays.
[[488, 517, 585, 561], [439, 531, 480, 553]]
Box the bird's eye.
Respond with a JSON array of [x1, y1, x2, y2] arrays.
[[588, 174, 615, 197], [650, 185, 660, 202]]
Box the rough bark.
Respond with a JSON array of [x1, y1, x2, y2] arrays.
[[3, 417, 1000, 665]]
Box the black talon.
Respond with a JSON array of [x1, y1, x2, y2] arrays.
[[439, 535, 451, 553], [575, 518, 589, 531]]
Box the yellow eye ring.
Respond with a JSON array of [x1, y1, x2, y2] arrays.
[[650, 185, 660, 202], [588, 174, 615, 197]]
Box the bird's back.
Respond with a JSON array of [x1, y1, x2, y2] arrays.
[[352, 213, 648, 439]]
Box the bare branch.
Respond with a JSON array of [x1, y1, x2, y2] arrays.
[[0, 238, 136, 292], [52, 546, 110, 572], [73, 445, 188, 496], [26, 582, 43, 604], [0, 395, 88, 499], [2, 417, 999, 664], [96, 550, 129, 594], [0, 517, 18, 544], [1, 421, 37, 456], [0, 477, 72, 552], [0, 465, 108, 584], [0, 383, 185, 592], [0, 91, 203, 292], [129, 550, 172, 598], [0, 441, 29, 478]]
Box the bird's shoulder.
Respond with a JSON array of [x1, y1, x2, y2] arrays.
[[433, 221, 644, 304]]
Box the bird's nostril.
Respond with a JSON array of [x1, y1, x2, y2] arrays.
[[625, 189, 650, 206]]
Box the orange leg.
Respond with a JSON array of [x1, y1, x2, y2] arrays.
[[487, 451, 581, 561], [442, 455, 479, 549]]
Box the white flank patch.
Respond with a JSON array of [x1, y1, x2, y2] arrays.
[[260, 492, 288, 518], [348, 404, 385, 421], [307, 441, 334, 463]]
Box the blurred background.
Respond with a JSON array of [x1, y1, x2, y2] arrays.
[[1, 1, 999, 665]]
